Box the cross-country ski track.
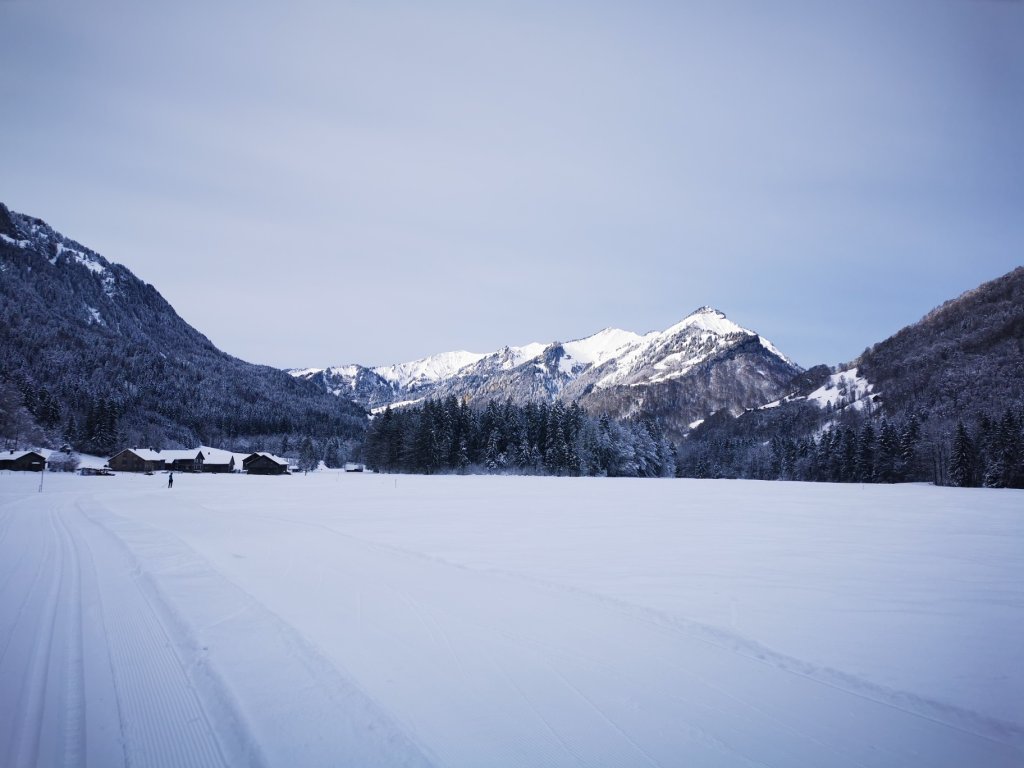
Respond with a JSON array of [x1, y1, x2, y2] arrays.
[[1, 472, 1021, 767]]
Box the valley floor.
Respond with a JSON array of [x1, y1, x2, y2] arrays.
[[0, 472, 1021, 767]]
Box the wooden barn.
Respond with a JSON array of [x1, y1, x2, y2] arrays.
[[243, 453, 290, 475], [0, 450, 46, 472], [107, 448, 166, 473], [200, 447, 237, 473], [161, 450, 204, 473]]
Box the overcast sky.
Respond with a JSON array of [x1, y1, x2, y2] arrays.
[[2, 1, 1022, 370]]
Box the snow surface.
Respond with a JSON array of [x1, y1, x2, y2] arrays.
[[56, 242, 105, 274], [371, 398, 424, 415], [35, 450, 110, 470], [199, 446, 249, 467], [562, 328, 644, 368], [507, 343, 545, 366], [0, 450, 41, 461], [375, 351, 488, 388], [1, 473, 1021, 767], [806, 367, 874, 411], [659, 305, 747, 338], [288, 366, 325, 378], [0, 233, 30, 249]]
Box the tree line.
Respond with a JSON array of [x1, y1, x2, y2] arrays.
[[677, 405, 1024, 488], [364, 396, 678, 478], [360, 394, 1024, 489]]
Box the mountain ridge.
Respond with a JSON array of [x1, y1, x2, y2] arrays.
[[292, 306, 803, 438], [0, 202, 367, 457]]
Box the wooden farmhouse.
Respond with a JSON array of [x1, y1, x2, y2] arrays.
[[199, 447, 237, 473], [108, 447, 237, 473], [107, 448, 168, 473], [243, 452, 290, 475], [161, 450, 204, 472], [0, 449, 46, 472], [108, 447, 293, 476]]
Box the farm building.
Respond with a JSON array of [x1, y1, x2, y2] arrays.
[[161, 450, 205, 473], [199, 447, 237, 473], [243, 453, 290, 475], [108, 447, 242, 473], [0, 450, 46, 472], [108, 448, 168, 473]]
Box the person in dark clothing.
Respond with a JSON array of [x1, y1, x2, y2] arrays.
[[168, 472, 174, 489]]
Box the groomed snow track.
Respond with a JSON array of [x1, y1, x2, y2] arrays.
[[0, 487, 431, 768]]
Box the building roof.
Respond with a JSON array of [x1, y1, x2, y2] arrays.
[[113, 448, 165, 462], [111, 448, 203, 463], [198, 446, 238, 465], [1, 449, 45, 461], [161, 449, 204, 462], [244, 452, 290, 466]]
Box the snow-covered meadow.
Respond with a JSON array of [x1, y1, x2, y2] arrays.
[[1, 471, 1021, 767]]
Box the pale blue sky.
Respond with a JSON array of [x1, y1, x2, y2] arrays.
[[2, 1, 1022, 369]]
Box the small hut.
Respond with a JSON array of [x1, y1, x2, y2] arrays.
[[0, 449, 46, 472], [243, 452, 290, 475]]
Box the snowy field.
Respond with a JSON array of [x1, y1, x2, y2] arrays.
[[1, 472, 1021, 767]]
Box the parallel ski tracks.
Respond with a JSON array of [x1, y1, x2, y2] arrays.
[[0, 496, 241, 767], [3, 508, 65, 767], [72, 502, 233, 768]]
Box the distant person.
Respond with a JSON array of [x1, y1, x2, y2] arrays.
[[168, 472, 174, 489]]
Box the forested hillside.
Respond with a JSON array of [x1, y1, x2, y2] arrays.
[[677, 268, 1024, 487], [0, 203, 366, 456]]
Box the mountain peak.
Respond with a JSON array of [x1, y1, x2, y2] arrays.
[[292, 308, 801, 436], [659, 306, 744, 340]]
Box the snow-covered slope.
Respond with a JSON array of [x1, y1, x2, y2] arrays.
[[292, 307, 803, 434], [375, 350, 489, 389], [756, 366, 877, 414], [0, 201, 368, 451]]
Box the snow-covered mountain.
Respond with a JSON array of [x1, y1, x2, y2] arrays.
[[292, 307, 802, 436], [0, 202, 366, 453]]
